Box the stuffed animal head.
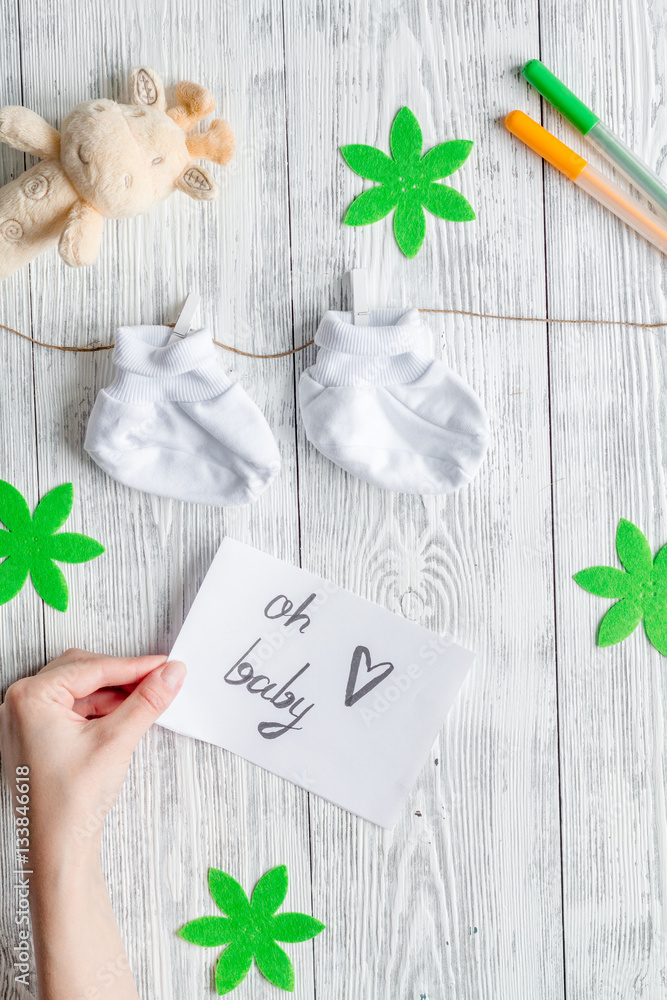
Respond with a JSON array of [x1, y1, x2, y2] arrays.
[[59, 67, 234, 219]]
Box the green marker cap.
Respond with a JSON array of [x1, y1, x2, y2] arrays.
[[522, 59, 600, 135]]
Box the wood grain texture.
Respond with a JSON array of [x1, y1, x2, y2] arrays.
[[283, 1, 563, 997], [1, 0, 665, 998], [3, 1, 313, 998], [0, 3, 44, 998], [540, 2, 667, 997]]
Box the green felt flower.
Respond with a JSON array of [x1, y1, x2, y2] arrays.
[[573, 518, 667, 655], [0, 480, 104, 613], [178, 865, 325, 995], [340, 106, 475, 258]]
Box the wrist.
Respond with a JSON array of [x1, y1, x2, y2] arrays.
[[29, 822, 102, 883], [28, 838, 104, 937]]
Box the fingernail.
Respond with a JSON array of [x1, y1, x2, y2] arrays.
[[161, 660, 187, 691]]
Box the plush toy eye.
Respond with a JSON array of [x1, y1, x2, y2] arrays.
[[152, 156, 164, 166]]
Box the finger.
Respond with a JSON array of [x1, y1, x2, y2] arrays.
[[72, 689, 129, 719], [40, 647, 93, 671], [101, 661, 187, 753], [39, 654, 169, 703], [117, 681, 140, 694]]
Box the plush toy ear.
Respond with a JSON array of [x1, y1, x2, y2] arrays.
[[130, 67, 167, 111], [175, 164, 219, 201]]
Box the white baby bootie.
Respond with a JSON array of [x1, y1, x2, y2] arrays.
[[85, 325, 281, 506], [298, 308, 489, 494]]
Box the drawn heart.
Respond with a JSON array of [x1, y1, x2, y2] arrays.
[[345, 645, 394, 707]]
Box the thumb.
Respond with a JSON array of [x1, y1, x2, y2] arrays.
[[104, 660, 186, 753]]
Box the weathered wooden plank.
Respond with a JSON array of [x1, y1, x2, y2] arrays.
[[283, 1, 564, 997], [0, 2, 44, 996], [11, 0, 667, 996], [13, 1, 313, 997], [541, 2, 667, 996]]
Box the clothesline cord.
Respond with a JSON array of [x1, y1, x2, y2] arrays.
[[1, 308, 665, 357]]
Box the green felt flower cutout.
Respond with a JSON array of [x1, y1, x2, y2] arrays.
[[0, 480, 105, 613], [340, 106, 475, 258], [178, 865, 325, 995], [573, 518, 667, 655]]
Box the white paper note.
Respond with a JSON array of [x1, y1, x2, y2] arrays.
[[158, 538, 474, 828]]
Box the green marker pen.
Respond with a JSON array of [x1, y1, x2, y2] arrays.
[[523, 59, 667, 218]]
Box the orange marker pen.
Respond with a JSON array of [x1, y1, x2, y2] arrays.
[[505, 110, 667, 255]]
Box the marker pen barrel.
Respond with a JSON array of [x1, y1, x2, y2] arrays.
[[505, 109, 667, 255], [522, 59, 667, 218]]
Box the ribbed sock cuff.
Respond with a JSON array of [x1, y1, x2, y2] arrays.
[[309, 309, 432, 387], [105, 325, 233, 403]]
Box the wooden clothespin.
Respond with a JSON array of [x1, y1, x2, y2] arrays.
[[346, 268, 369, 326], [168, 292, 201, 344]]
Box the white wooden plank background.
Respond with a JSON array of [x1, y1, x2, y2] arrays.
[[542, 2, 667, 997], [0, 0, 665, 998]]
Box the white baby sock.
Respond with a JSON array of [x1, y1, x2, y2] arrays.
[[85, 325, 281, 506], [299, 308, 489, 494]]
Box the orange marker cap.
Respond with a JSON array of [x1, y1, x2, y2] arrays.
[[505, 109, 587, 180]]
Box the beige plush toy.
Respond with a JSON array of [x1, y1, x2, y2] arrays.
[[0, 66, 234, 281]]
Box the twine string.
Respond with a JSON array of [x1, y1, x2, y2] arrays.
[[1, 309, 666, 358]]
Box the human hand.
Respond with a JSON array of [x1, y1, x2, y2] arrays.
[[0, 648, 186, 868]]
